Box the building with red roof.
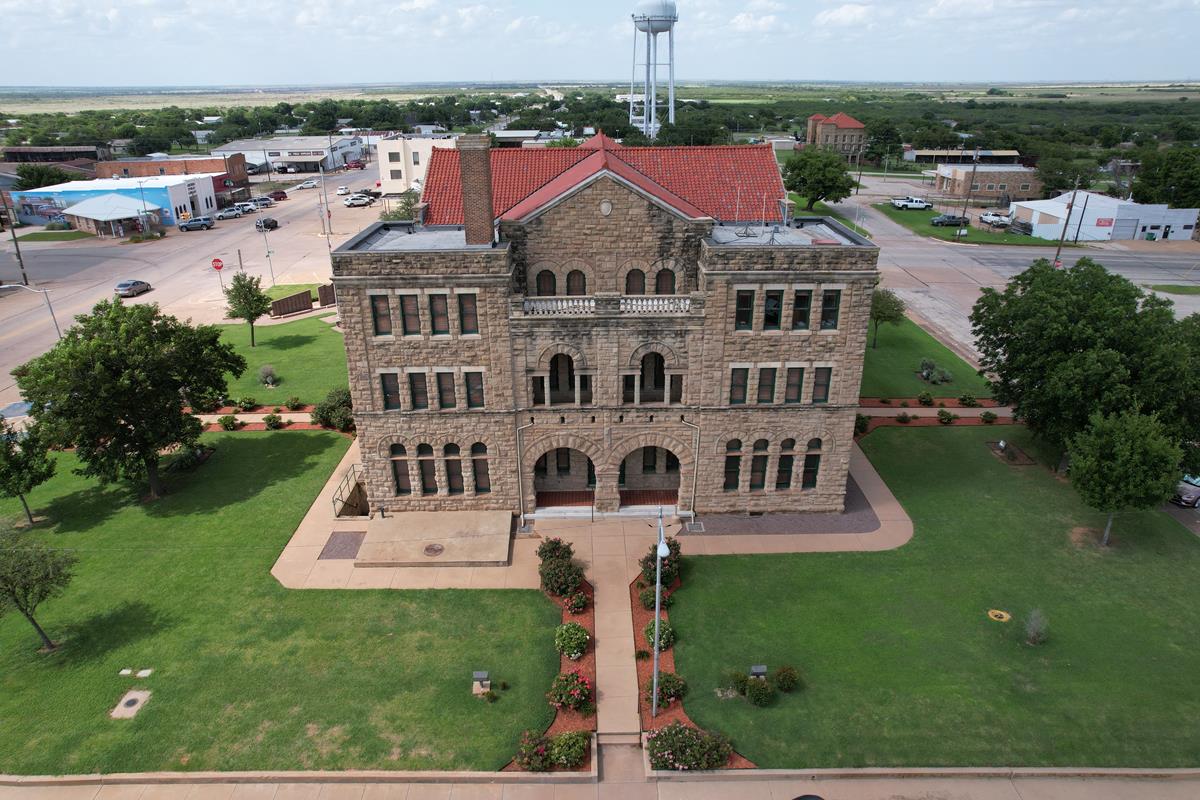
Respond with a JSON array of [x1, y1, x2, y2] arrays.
[[804, 112, 867, 157], [332, 133, 878, 523]]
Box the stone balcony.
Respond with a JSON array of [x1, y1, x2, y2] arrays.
[[515, 292, 702, 318]]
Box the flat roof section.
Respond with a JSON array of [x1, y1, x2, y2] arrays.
[[708, 218, 871, 247], [337, 222, 493, 252], [354, 510, 513, 568]]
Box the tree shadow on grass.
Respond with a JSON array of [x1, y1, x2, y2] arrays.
[[39, 483, 136, 535], [50, 601, 170, 663], [259, 334, 317, 351]]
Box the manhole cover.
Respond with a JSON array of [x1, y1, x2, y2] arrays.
[[423, 543, 445, 557]]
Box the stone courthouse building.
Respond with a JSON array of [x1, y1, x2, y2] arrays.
[[332, 133, 878, 519]]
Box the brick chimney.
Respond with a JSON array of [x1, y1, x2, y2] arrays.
[[458, 134, 494, 245]]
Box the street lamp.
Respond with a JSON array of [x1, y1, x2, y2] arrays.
[[134, 179, 150, 234], [1, 283, 62, 339], [650, 507, 670, 718], [260, 226, 276, 286]]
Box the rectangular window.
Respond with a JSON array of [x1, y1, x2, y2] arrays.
[[986, 183, 995, 190], [622, 374, 636, 404], [802, 454, 821, 489], [436, 372, 456, 409], [412, 152, 420, 165], [763, 290, 783, 330], [723, 455, 741, 492], [409, 373, 429, 410], [473, 457, 491, 494], [458, 293, 479, 334], [370, 294, 392, 336], [400, 294, 420, 335], [750, 455, 767, 491], [419, 459, 437, 495], [532, 376, 546, 405], [820, 290, 842, 330], [391, 459, 411, 495], [381, 373, 401, 410], [388, 152, 401, 162], [756, 368, 776, 404], [776, 455, 794, 490], [813, 367, 832, 404], [643, 447, 657, 472], [669, 374, 683, 404], [785, 368, 804, 403], [734, 290, 755, 331], [390, 169, 403, 180], [971, 182, 980, 190], [998, 183, 1007, 190], [729, 368, 749, 405], [465, 372, 484, 408], [429, 295, 449, 335], [791, 290, 812, 330], [1020, 183, 1031, 191], [556, 447, 570, 475]]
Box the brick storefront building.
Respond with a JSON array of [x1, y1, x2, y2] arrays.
[[332, 133, 879, 519], [95, 154, 249, 186], [803, 113, 866, 156]]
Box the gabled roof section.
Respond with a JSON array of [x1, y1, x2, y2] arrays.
[[824, 112, 865, 129]]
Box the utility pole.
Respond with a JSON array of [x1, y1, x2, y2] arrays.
[[1053, 178, 1080, 268], [854, 145, 865, 195], [955, 147, 980, 243], [0, 192, 30, 285]]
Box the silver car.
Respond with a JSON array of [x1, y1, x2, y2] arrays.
[[215, 207, 242, 220], [1172, 475, 1200, 508], [115, 280, 151, 297]]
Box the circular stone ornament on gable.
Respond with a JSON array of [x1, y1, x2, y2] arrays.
[[600, 199, 613, 217], [423, 543, 445, 557], [988, 609, 1012, 622]]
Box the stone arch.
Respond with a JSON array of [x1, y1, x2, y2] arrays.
[[536, 341, 588, 371], [376, 434, 415, 460], [560, 259, 597, 295], [523, 432, 606, 470], [651, 258, 680, 294], [609, 430, 694, 472], [628, 340, 680, 369], [715, 433, 750, 454], [617, 259, 652, 294]]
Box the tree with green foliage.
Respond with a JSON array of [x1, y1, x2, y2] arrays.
[[0, 528, 76, 651], [782, 148, 857, 210], [1036, 156, 1101, 196], [1068, 411, 1181, 546], [971, 258, 1200, 470], [864, 118, 901, 162], [14, 300, 246, 500], [546, 137, 579, 148], [1133, 147, 1200, 209], [13, 164, 73, 191], [0, 421, 56, 526], [379, 192, 418, 222], [869, 287, 906, 348], [223, 272, 272, 348]]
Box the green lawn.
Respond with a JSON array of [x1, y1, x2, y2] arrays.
[[789, 193, 871, 238], [265, 283, 321, 302], [873, 203, 1059, 246], [861, 317, 992, 398], [672, 425, 1200, 767], [0, 432, 559, 773], [220, 315, 348, 404], [18, 230, 94, 242], [1150, 284, 1200, 295]]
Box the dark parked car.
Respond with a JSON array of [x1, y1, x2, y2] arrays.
[[114, 279, 152, 297], [178, 216, 214, 231], [268, 190, 288, 201], [255, 217, 279, 232], [931, 214, 970, 227]]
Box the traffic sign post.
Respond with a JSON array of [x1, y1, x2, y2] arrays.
[[212, 257, 225, 290]]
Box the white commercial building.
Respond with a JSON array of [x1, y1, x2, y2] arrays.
[[376, 133, 458, 195], [211, 136, 363, 174], [1010, 191, 1199, 243], [10, 173, 220, 227]]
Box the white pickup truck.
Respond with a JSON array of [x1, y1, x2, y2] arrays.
[[891, 196, 933, 210], [979, 212, 1012, 227]]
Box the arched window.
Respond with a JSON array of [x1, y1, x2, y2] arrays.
[[390, 443, 411, 495], [417, 443, 437, 495], [640, 352, 665, 402], [655, 269, 676, 295], [548, 353, 575, 404], [444, 443, 463, 495], [566, 270, 587, 296], [625, 269, 645, 295], [723, 439, 742, 492], [776, 439, 795, 490], [807, 438, 823, 451], [536, 270, 556, 296], [471, 443, 490, 494], [750, 439, 769, 492], [803, 438, 822, 489]]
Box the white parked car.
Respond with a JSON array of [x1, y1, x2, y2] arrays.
[[234, 202, 259, 214], [335, 186, 350, 195], [344, 195, 372, 207], [296, 180, 319, 189], [891, 196, 933, 210], [214, 208, 242, 220], [979, 212, 1012, 228]]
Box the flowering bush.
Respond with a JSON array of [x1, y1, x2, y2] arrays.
[[643, 619, 676, 652], [773, 665, 803, 693], [639, 536, 682, 585], [536, 537, 574, 562], [549, 731, 590, 768], [547, 670, 592, 710], [515, 730, 553, 772], [639, 586, 674, 611], [554, 622, 589, 660], [217, 414, 239, 431], [262, 413, 285, 430], [540, 557, 583, 596], [745, 676, 776, 706], [645, 722, 732, 771], [645, 671, 688, 707], [566, 590, 588, 614]]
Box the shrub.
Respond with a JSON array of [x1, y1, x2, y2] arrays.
[[272, 406, 281, 413], [1026, 608, 1049, 646], [855, 413, 870, 435], [547, 670, 592, 710], [639, 586, 675, 611], [980, 410, 998, 424], [745, 676, 777, 707], [643, 619, 677, 652], [536, 537, 574, 562], [917, 391, 934, 407], [44, 221, 70, 231], [645, 722, 732, 771], [554, 622, 589, 660], [635, 649, 651, 660], [639, 536, 682, 585], [937, 408, 957, 425], [934, 368, 954, 384], [566, 591, 588, 614], [646, 671, 688, 707], [879, 397, 891, 404], [237, 396, 258, 411], [311, 387, 354, 432], [959, 392, 980, 408], [919, 357, 937, 376], [217, 414, 239, 431], [481, 689, 497, 703], [259, 364, 278, 386], [539, 557, 583, 596], [548, 731, 591, 768], [515, 730, 553, 772], [773, 665, 803, 693], [285, 396, 303, 411], [895, 412, 912, 424], [719, 668, 750, 696], [262, 413, 285, 430], [899, 400, 910, 408]]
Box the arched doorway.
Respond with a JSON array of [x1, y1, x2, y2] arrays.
[[534, 447, 596, 508], [618, 446, 681, 509]]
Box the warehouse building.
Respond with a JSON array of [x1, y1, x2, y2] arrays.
[[1010, 191, 1199, 242], [211, 135, 363, 174], [9, 173, 220, 227]]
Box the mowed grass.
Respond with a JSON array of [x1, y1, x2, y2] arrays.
[[265, 283, 321, 302], [0, 432, 560, 773], [1150, 284, 1200, 295], [873, 203, 1060, 246], [220, 315, 348, 404], [861, 316, 991, 398], [672, 425, 1200, 767], [17, 230, 95, 242]]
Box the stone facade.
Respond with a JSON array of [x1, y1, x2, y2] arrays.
[[333, 161, 878, 519], [804, 114, 866, 157]]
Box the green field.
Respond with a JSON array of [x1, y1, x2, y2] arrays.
[[789, 193, 871, 238], [861, 317, 991, 399], [673, 425, 1200, 768], [219, 315, 348, 405], [1150, 284, 1200, 295], [17, 230, 94, 242], [873, 203, 1060, 246], [0, 433, 559, 773]]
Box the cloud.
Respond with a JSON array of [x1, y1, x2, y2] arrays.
[[730, 12, 779, 32], [813, 3, 872, 27]]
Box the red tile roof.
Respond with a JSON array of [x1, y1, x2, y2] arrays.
[[822, 112, 865, 129], [421, 133, 785, 225]]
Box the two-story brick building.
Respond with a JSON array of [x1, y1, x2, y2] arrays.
[[803, 113, 866, 156], [332, 133, 879, 520]]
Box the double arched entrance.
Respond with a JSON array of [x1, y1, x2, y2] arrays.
[[526, 435, 691, 514]]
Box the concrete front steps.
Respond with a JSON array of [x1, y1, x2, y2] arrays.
[[598, 732, 643, 746]]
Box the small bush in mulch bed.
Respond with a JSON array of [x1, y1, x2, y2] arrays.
[[262, 413, 285, 430], [645, 722, 733, 771], [773, 665, 804, 693], [218, 414, 239, 431], [959, 392, 981, 408], [639, 586, 674, 611], [237, 396, 258, 411], [548, 731, 590, 768], [540, 557, 583, 596], [547, 670, 593, 711], [643, 619, 677, 652], [285, 396, 304, 411], [646, 671, 688, 707], [635, 649, 651, 660], [554, 622, 589, 660], [855, 413, 870, 435], [917, 391, 934, 407], [639, 536, 682, 584], [565, 591, 588, 614], [896, 412, 913, 424], [745, 677, 777, 707], [937, 408, 958, 425], [981, 410, 998, 424], [515, 730, 553, 772], [537, 537, 574, 562], [311, 387, 354, 432]]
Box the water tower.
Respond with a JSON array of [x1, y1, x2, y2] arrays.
[[628, 0, 678, 139]]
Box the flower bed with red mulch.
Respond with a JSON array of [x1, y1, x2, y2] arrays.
[[628, 576, 755, 769], [860, 415, 1015, 435], [186, 404, 316, 415], [201, 421, 328, 432], [860, 397, 1000, 408]]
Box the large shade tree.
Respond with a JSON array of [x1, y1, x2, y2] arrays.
[[14, 300, 246, 499], [782, 147, 857, 210]]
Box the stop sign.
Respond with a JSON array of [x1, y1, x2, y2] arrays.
[[211, 258, 223, 271]]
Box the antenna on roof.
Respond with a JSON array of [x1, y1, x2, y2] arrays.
[[733, 182, 754, 237]]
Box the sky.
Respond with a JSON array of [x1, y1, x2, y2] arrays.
[[0, 0, 1197, 87]]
